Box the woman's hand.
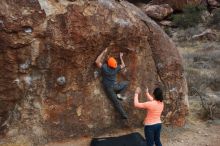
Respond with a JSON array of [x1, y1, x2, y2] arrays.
[[145, 87, 154, 101], [145, 87, 149, 94], [135, 87, 141, 94]]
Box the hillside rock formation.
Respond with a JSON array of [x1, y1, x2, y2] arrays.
[[207, 0, 220, 8], [139, 4, 173, 20], [151, 0, 204, 10], [0, 0, 188, 144]]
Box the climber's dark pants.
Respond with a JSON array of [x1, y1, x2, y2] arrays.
[[144, 123, 162, 146], [103, 81, 129, 119], [113, 81, 129, 95]]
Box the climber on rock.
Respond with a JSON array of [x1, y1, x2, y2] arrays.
[[95, 47, 129, 119]]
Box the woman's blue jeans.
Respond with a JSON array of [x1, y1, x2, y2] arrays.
[[144, 123, 162, 146]]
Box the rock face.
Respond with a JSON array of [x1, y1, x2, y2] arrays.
[[139, 4, 173, 20], [0, 0, 188, 144], [151, 0, 204, 10]]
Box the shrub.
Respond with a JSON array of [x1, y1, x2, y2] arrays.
[[172, 5, 206, 28], [164, 27, 172, 37], [209, 9, 220, 28], [186, 67, 219, 94]]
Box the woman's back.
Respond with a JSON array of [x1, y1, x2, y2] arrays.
[[143, 100, 164, 125]]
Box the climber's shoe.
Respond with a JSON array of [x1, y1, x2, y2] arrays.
[[117, 94, 127, 101]]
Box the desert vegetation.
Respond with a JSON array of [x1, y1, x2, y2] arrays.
[[172, 5, 206, 28]]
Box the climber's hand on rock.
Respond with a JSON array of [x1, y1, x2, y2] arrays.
[[104, 47, 108, 53], [120, 52, 123, 58]]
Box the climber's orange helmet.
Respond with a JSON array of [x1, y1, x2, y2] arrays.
[[107, 57, 117, 69]]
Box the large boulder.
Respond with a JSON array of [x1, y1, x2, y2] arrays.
[[0, 0, 188, 144]]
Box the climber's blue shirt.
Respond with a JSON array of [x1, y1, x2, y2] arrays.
[[101, 64, 121, 87]]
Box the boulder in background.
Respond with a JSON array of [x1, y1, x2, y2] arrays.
[[139, 4, 173, 20]]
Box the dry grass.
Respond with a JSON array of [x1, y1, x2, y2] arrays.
[[177, 40, 220, 93]]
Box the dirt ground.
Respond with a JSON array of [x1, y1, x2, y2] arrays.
[[45, 120, 220, 146], [45, 96, 220, 146]]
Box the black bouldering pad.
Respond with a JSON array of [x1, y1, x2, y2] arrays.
[[90, 132, 146, 146]]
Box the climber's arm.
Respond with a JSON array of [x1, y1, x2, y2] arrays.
[[119, 52, 125, 69], [95, 48, 108, 68]]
